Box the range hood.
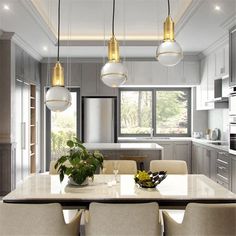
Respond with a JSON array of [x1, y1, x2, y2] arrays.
[[206, 78, 229, 106]]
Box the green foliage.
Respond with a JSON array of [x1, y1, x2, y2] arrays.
[[55, 138, 104, 185]]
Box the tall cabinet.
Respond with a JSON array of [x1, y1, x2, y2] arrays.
[[15, 45, 40, 185]]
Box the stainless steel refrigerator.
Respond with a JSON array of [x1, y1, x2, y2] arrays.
[[82, 97, 117, 143]]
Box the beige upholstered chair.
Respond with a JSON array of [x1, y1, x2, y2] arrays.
[[149, 160, 188, 174], [0, 203, 82, 236], [84, 202, 161, 236], [163, 203, 236, 236], [101, 160, 137, 174]]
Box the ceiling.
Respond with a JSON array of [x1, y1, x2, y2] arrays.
[[0, 0, 235, 60]]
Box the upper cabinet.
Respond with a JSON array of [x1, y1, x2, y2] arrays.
[[215, 44, 229, 78], [230, 26, 236, 87], [124, 60, 200, 86]]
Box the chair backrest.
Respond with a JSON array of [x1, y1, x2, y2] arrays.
[[85, 202, 161, 236], [163, 203, 236, 236], [0, 203, 81, 236], [150, 160, 188, 174], [101, 160, 137, 174]]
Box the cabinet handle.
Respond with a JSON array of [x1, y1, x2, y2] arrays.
[[217, 159, 228, 165], [21, 122, 26, 150], [218, 166, 226, 170]]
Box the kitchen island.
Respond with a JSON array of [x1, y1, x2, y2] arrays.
[[84, 143, 163, 170]]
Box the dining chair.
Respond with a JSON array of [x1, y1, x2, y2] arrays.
[[101, 160, 137, 174], [162, 203, 236, 236], [84, 202, 162, 236], [149, 160, 188, 174], [0, 203, 82, 236], [120, 155, 146, 170]]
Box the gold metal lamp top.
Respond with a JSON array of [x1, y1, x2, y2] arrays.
[[108, 35, 120, 62], [164, 15, 175, 41], [52, 61, 64, 86]]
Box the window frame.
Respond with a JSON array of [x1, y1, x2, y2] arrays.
[[118, 87, 191, 137]]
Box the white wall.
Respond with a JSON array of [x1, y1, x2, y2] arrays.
[[208, 109, 229, 142]]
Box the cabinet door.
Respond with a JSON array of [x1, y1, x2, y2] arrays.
[[207, 53, 216, 79], [151, 61, 168, 85], [157, 142, 173, 160], [15, 46, 24, 79], [224, 44, 229, 77], [23, 53, 30, 83], [22, 82, 30, 179], [215, 47, 225, 77], [167, 61, 184, 85], [231, 156, 236, 193], [230, 26, 236, 86], [210, 149, 217, 181], [81, 63, 98, 96], [15, 79, 23, 184], [173, 142, 191, 173], [132, 62, 152, 85], [183, 61, 200, 85], [202, 148, 210, 177]]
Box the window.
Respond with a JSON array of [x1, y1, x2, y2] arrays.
[[46, 88, 80, 170], [119, 88, 191, 137], [120, 90, 152, 135]]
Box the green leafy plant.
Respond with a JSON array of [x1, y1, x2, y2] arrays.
[[55, 137, 104, 185]]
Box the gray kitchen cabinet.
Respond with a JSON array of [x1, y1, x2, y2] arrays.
[[81, 63, 98, 96], [15, 45, 24, 79], [209, 149, 217, 181], [229, 25, 236, 87], [183, 60, 200, 85], [167, 61, 184, 85], [157, 142, 174, 160], [231, 155, 236, 193], [215, 44, 229, 78], [207, 53, 215, 80], [202, 148, 211, 177]]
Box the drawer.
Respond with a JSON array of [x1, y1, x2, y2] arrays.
[[216, 178, 229, 189], [216, 165, 229, 181], [217, 152, 229, 166]]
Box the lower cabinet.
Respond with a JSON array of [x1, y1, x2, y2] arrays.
[[231, 156, 236, 193], [158, 141, 191, 173]]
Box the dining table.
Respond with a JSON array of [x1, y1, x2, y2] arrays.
[[3, 173, 236, 209]]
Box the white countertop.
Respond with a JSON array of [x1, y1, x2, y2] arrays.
[[118, 137, 193, 142], [84, 143, 163, 150], [192, 139, 229, 152], [3, 174, 236, 207]]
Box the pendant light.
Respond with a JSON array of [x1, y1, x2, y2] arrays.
[[101, 0, 128, 87], [156, 0, 183, 66], [45, 0, 71, 112]]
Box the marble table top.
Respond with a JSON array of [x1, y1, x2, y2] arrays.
[[83, 143, 163, 150], [3, 174, 236, 208]]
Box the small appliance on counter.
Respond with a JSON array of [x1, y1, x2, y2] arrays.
[[210, 128, 220, 141], [193, 132, 202, 139]]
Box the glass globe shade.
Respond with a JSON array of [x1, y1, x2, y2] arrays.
[[101, 62, 128, 87], [45, 86, 71, 112], [156, 40, 183, 66]]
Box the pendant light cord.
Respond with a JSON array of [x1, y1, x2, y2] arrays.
[[112, 0, 115, 36], [167, 0, 170, 16], [57, 0, 61, 61]]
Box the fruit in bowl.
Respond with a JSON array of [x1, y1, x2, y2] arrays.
[[134, 170, 167, 188]]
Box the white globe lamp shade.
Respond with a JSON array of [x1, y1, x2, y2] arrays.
[[156, 40, 183, 67], [45, 86, 72, 112], [101, 62, 128, 87]]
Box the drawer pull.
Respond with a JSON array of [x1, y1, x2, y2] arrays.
[[218, 166, 226, 170], [217, 174, 228, 182], [217, 159, 228, 165], [218, 152, 228, 156]]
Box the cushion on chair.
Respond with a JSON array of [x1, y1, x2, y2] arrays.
[[85, 202, 161, 236], [101, 160, 137, 174], [0, 203, 81, 236]]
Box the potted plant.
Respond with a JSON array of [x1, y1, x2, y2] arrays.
[[55, 138, 104, 186]]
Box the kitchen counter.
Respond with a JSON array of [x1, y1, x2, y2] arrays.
[[84, 142, 163, 150], [192, 139, 229, 152], [118, 137, 192, 142]]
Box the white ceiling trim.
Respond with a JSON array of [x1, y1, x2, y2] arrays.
[[175, 0, 204, 36], [20, 0, 57, 44], [13, 33, 42, 61], [220, 13, 236, 31]]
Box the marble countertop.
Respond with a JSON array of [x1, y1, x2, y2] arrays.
[[3, 174, 236, 208], [192, 139, 229, 152], [84, 143, 163, 150]]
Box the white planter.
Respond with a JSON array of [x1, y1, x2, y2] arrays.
[[68, 176, 89, 186]]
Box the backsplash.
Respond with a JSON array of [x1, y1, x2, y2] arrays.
[[208, 109, 229, 142]]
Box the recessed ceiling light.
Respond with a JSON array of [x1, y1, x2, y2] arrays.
[[3, 4, 10, 11], [43, 46, 48, 51], [215, 5, 221, 11]]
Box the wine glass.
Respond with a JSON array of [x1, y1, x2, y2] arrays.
[[113, 161, 119, 183]]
